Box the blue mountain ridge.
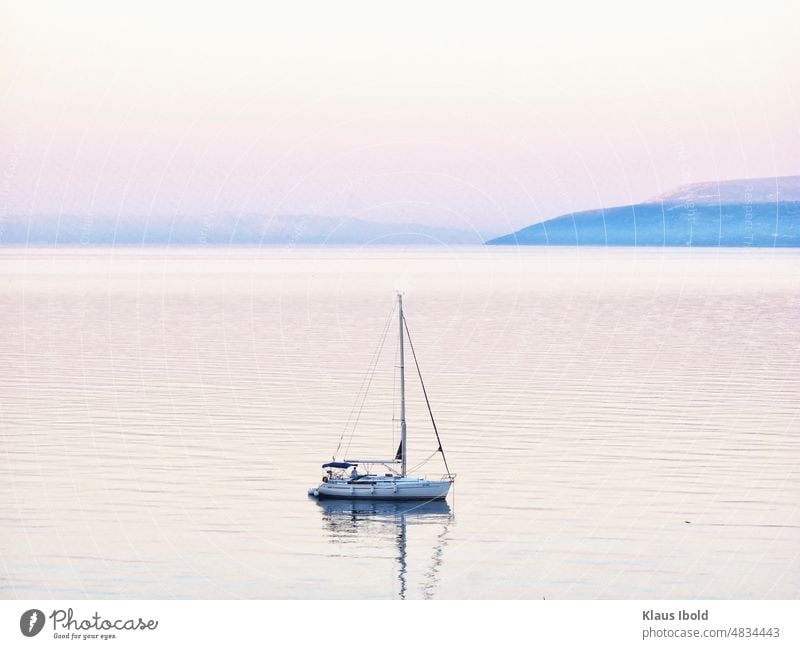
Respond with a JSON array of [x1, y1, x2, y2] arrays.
[[486, 201, 800, 247]]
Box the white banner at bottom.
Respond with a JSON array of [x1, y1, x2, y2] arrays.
[[0, 600, 796, 648]]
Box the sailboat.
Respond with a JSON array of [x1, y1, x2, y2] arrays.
[[308, 294, 455, 500]]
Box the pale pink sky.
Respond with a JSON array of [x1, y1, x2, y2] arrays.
[[1, 0, 798, 235]]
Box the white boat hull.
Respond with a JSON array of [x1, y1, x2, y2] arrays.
[[311, 477, 452, 501]]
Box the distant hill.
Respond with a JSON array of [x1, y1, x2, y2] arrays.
[[645, 175, 800, 205], [0, 213, 484, 246], [487, 175, 800, 247]]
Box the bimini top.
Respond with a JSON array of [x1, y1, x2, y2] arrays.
[[322, 461, 356, 469]]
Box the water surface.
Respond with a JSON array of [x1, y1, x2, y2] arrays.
[[1, 247, 798, 598]]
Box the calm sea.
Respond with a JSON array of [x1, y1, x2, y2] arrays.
[[1, 247, 798, 599]]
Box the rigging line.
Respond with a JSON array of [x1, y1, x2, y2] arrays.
[[402, 316, 452, 477], [335, 352, 375, 457], [334, 301, 396, 458], [342, 301, 397, 458], [407, 448, 439, 474], [345, 311, 393, 456]]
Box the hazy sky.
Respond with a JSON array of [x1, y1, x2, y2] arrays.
[[1, 0, 798, 234]]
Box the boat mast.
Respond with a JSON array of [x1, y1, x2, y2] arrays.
[[398, 292, 407, 477]]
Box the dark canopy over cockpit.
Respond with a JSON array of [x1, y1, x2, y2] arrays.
[[322, 461, 356, 469]]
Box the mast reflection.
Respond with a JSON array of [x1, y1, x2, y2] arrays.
[[315, 499, 454, 599]]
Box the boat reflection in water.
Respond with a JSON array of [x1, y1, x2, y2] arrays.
[[314, 498, 454, 599]]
